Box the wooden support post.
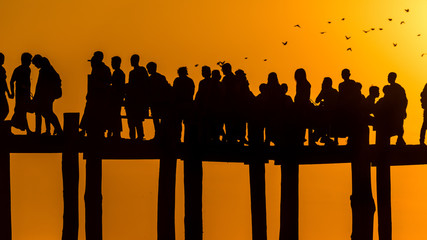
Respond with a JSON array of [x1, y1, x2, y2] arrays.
[[85, 134, 103, 240], [62, 113, 80, 240], [376, 132, 391, 240], [157, 154, 177, 240], [350, 126, 375, 240], [280, 157, 299, 240], [0, 129, 11, 240], [249, 159, 267, 240], [184, 156, 203, 240]]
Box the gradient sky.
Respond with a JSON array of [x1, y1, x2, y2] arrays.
[[2, 0, 427, 239]]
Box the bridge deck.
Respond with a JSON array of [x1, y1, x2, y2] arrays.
[[4, 135, 427, 166]]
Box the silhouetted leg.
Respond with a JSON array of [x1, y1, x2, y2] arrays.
[[128, 119, 136, 140], [45, 118, 51, 135], [249, 160, 267, 240], [279, 158, 299, 240], [62, 113, 79, 240], [153, 118, 161, 139], [184, 155, 203, 240], [36, 112, 42, 134], [0, 148, 11, 240], [420, 114, 427, 145], [136, 120, 144, 140]]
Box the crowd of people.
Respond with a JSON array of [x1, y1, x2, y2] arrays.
[[0, 51, 422, 146]]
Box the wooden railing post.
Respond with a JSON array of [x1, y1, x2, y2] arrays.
[[249, 158, 267, 240], [280, 155, 299, 240], [62, 113, 80, 240], [0, 121, 11, 240]]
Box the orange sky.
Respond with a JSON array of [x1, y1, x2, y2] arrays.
[[3, 0, 427, 239]]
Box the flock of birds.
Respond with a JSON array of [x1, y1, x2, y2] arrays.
[[193, 8, 425, 67], [286, 8, 426, 56]]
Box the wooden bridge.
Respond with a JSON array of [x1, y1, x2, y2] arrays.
[[1, 112, 426, 240]]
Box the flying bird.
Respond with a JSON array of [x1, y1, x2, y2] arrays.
[[363, 30, 370, 33], [320, 32, 326, 34], [282, 41, 288, 45], [244, 57, 248, 59], [341, 18, 345, 21], [347, 48, 352, 51], [264, 59, 267, 61], [345, 35, 351, 40], [371, 28, 375, 31], [388, 18, 393, 21], [400, 21, 405, 24], [294, 24, 301, 28], [328, 21, 332, 24], [217, 61, 225, 66], [405, 9, 409, 12], [418, 34, 421, 36], [422, 53, 426, 57], [393, 43, 397, 47], [195, 64, 199, 67], [379, 28, 383, 30]]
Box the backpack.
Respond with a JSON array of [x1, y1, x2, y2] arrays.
[[52, 69, 62, 99]]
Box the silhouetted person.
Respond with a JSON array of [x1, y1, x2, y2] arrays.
[[107, 56, 125, 139], [147, 62, 171, 140], [195, 66, 222, 143], [10, 52, 33, 134], [336, 68, 362, 141], [32, 55, 63, 136], [386, 72, 407, 146], [0, 53, 12, 122], [125, 54, 149, 140], [80, 51, 112, 137], [173, 67, 195, 142], [294, 68, 312, 145], [420, 83, 427, 145], [313, 77, 339, 145]]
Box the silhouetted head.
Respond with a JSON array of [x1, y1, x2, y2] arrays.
[[267, 72, 279, 86], [202, 66, 211, 79], [281, 83, 289, 94], [111, 56, 121, 70], [130, 54, 140, 67], [294, 68, 307, 82], [356, 82, 362, 91], [0, 53, 4, 66], [221, 63, 232, 76], [388, 72, 397, 84], [93, 51, 104, 61], [341, 69, 351, 81], [146, 62, 157, 75], [178, 67, 188, 77], [322, 77, 333, 89], [21, 52, 32, 66], [259, 83, 267, 94], [32, 54, 43, 69], [369, 86, 380, 98], [235, 69, 246, 81], [212, 70, 221, 82]]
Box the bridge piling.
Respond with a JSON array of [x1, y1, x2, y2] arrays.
[[280, 156, 299, 240], [62, 113, 80, 240], [249, 158, 267, 240], [0, 126, 11, 240]]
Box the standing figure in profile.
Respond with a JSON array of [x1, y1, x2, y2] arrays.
[[0, 53, 13, 122], [10, 52, 33, 134], [125, 54, 149, 140], [420, 83, 427, 145], [294, 68, 312, 145], [234, 69, 254, 144], [365, 86, 380, 129], [32, 55, 63, 136], [173, 67, 195, 142], [107, 56, 125, 139], [220, 63, 240, 143], [147, 62, 171, 141], [386, 72, 407, 146], [79, 51, 112, 137]]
